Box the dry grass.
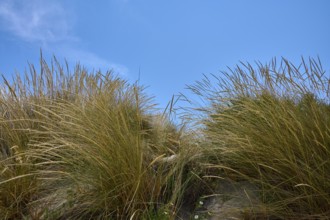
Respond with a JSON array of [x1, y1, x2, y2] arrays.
[[188, 57, 330, 219], [0, 57, 194, 219], [1, 56, 329, 219]]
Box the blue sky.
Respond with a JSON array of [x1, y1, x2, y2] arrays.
[[0, 0, 329, 108]]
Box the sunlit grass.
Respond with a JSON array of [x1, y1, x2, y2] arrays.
[[0, 57, 194, 219], [1, 56, 329, 219], [189, 57, 330, 219]]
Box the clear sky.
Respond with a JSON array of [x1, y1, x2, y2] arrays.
[[0, 0, 329, 109]]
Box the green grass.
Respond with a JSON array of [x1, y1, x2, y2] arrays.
[[0, 56, 329, 219]]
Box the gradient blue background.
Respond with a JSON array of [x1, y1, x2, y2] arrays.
[[0, 0, 329, 108]]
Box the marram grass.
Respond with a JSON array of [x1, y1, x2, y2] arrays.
[[0, 58, 192, 219], [0, 56, 329, 219], [189, 57, 330, 219]]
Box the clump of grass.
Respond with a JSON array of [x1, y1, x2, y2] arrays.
[[188, 57, 330, 219], [33, 75, 167, 218], [1, 56, 193, 219]]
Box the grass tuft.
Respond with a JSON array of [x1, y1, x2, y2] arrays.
[[0, 56, 192, 219], [189, 57, 330, 219]]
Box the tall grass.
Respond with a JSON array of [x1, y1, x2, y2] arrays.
[[188, 57, 330, 219], [0, 57, 193, 219], [2, 55, 329, 219], [0, 58, 54, 219]]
